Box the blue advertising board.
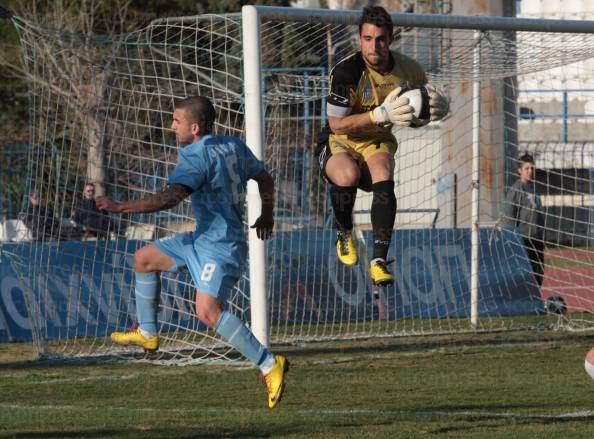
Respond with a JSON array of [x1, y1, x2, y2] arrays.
[[0, 228, 542, 342]]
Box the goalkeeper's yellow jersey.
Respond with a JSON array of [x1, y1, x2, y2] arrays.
[[326, 50, 427, 161]]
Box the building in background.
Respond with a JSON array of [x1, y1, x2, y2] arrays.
[[517, 0, 594, 244]]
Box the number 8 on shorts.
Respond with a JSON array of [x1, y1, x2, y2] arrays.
[[201, 263, 217, 282]]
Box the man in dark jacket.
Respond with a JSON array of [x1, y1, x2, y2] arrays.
[[20, 190, 60, 241], [502, 153, 545, 288], [72, 183, 108, 239]]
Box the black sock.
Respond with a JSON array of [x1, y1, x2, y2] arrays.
[[371, 180, 396, 260], [330, 185, 357, 231]]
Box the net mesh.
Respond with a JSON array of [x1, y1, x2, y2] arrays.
[[4, 11, 594, 363]]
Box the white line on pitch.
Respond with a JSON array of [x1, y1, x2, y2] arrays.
[[2, 404, 594, 420], [0, 373, 142, 387], [0, 370, 188, 387], [0, 366, 245, 387]]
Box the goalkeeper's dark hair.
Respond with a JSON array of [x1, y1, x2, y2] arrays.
[[175, 96, 216, 133], [359, 6, 393, 38]]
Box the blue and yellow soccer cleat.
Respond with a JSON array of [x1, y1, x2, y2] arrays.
[[263, 355, 289, 409], [111, 328, 159, 352], [369, 259, 394, 287], [336, 229, 358, 266]]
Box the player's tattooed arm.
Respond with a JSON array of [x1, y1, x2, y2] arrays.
[[96, 184, 192, 214]]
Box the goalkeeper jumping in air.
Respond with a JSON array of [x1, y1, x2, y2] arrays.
[[317, 6, 449, 286], [96, 96, 288, 409]]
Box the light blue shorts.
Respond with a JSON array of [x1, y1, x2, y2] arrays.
[[153, 232, 241, 301]]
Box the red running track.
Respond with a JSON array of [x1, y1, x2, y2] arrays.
[[541, 249, 594, 313]]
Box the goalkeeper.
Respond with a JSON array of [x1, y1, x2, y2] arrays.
[[96, 96, 288, 409], [317, 5, 449, 286]]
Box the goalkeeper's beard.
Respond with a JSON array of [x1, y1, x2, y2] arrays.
[[363, 52, 389, 71]]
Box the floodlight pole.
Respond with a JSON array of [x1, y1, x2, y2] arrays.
[[242, 5, 270, 348]]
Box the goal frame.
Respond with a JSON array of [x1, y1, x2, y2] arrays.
[[242, 5, 594, 347]]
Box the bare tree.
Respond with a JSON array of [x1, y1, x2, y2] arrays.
[[0, 0, 135, 197]]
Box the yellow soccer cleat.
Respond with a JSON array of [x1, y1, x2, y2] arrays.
[[111, 328, 159, 352], [336, 229, 358, 266], [263, 355, 289, 409], [369, 259, 394, 287]]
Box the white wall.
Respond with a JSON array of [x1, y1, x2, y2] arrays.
[[518, 0, 594, 97]]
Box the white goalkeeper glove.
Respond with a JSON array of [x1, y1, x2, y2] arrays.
[[427, 84, 449, 121], [369, 87, 414, 127]]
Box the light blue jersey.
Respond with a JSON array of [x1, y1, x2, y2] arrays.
[[154, 134, 264, 299], [171, 134, 264, 255]]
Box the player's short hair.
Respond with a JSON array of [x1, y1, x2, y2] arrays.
[[359, 6, 393, 38], [519, 152, 534, 166], [175, 96, 217, 133], [84, 182, 95, 189]]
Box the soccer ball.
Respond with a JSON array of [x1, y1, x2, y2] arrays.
[[585, 347, 594, 380], [398, 84, 430, 127]]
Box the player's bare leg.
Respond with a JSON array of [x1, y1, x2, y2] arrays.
[[197, 293, 289, 408], [326, 152, 360, 266], [110, 245, 175, 351]]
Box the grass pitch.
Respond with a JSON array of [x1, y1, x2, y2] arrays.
[[2, 333, 594, 438]]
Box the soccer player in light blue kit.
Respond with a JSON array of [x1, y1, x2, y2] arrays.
[[96, 96, 288, 409]]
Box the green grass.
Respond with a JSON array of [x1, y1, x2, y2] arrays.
[[2, 333, 594, 438], [545, 245, 594, 269], [545, 255, 594, 269]]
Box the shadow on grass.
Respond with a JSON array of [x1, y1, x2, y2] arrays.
[[0, 358, 123, 371], [0, 347, 246, 370], [2, 331, 594, 371], [432, 411, 594, 435], [0, 426, 302, 439], [277, 332, 594, 360]]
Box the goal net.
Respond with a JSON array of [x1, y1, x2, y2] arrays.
[[5, 7, 594, 363]]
